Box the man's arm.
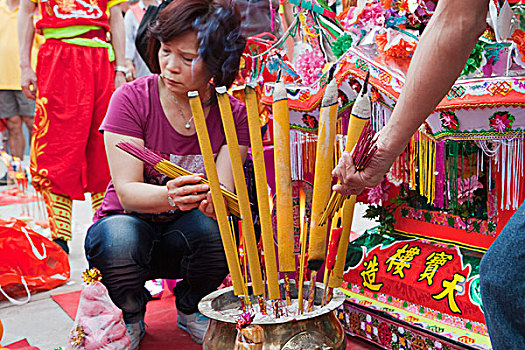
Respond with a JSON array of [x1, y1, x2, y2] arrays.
[[123, 11, 137, 81], [17, 0, 37, 100], [109, 3, 127, 89], [333, 0, 489, 196]]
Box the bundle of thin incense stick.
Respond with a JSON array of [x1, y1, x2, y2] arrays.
[[319, 121, 377, 225], [116, 141, 244, 218], [352, 121, 377, 171]]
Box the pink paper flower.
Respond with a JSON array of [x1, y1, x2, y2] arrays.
[[457, 175, 483, 204], [342, 2, 385, 30], [367, 178, 391, 205], [439, 110, 459, 131], [489, 111, 515, 132], [295, 48, 325, 86]]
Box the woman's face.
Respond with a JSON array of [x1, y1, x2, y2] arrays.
[[158, 31, 210, 96]]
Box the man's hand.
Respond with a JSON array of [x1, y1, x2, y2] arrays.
[[115, 71, 126, 89], [332, 133, 398, 196], [20, 66, 37, 100], [125, 59, 136, 82]]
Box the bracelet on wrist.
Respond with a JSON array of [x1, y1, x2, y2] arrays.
[[115, 65, 129, 75]]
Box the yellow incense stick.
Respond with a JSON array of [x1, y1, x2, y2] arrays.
[[328, 86, 371, 290], [216, 86, 264, 298], [153, 160, 243, 217], [297, 188, 308, 314], [272, 82, 295, 275], [245, 82, 280, 300], [188, 91, 244, 296], [307, 78, 338, 272], [328, 196, 356, 289]]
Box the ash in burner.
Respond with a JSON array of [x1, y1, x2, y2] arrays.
[[218, 298, 321, 323]]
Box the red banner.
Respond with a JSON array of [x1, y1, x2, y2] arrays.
[[343, 239, 485, 324]]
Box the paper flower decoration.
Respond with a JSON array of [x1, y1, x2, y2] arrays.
[[489, 111, 515, 132], [236, 312, 255, 330], [82, 268, 102, 285], [367, 178, 391, 205], [69, 325, 85, 348], [375, 30, 417, 58], [358, 2, 386, 27], [511, 29, 525, 58], [460, 42, 484, 77], [457, 175, 483, 205], [342, 2, 386, 30], [294, 48, 325, 86], [439, 110, 459, 131], [332, 33, 353, 58]]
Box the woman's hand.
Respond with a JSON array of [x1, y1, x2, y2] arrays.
[[166, 174, 209, 211], [115, 71, 127, 89], [198, 190, 232, 220], [199, 192, 216, 219]]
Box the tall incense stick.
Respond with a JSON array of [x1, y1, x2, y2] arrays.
[[272, 81, 295, 305], [324, 75, 375, 303], [306, 77, 338, 311], [244, 82, 280, 301], [216, 86, 265, 305], [297, 187, 308, 314], [188, 91, 245, 297]]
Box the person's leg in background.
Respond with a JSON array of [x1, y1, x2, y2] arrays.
[[0, 90, 35, 159], [86, 43, 113, 216], [23, 115, 33, 142], [15, 89, 35, 159], [31, 42, 105, 254], [5, 115, 25, 158], [91, 191, 105, 215], [40, 189, 73, 254], [480, 202, 525, 350]]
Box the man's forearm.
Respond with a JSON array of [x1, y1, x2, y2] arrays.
[[109, 4, 126, 67], [17, 0, 36, 68], [379, 0, 489, 157]]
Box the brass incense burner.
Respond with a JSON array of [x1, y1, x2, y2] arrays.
[[198, 281, 346, 350]]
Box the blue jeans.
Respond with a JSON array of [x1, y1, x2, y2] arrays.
[[480, 201, 525, 350], [85, 210, 229, 323]]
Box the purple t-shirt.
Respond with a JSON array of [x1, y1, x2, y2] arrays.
[[94, 74, 249, 222]]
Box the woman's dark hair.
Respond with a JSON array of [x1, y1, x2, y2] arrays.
[[147, 0, 246, 90]]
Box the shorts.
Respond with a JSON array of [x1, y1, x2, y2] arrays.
[[0, 90, 36, 119]]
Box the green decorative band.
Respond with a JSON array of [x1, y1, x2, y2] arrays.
[[431, 129, 525, 141], [290, 123, 318, 131]]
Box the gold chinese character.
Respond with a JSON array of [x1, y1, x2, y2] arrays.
[[432, 273, 466, 314], [385, 243, 421, 279], [418, 251, 454, 286], [360, 255, 383, 292]]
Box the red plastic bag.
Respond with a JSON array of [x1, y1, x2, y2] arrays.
[[0, 217, 70, 304]]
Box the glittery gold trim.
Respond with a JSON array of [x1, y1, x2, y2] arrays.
[[82, 268, 102, 284]]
